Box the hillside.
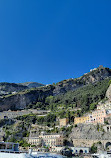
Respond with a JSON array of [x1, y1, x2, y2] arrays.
[[0, 82, 27, 95], [0, 82, 45, 97], [18, 82, 45, 88], [0, 66, 110, 112]]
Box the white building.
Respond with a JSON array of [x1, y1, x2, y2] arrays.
[[28, 132, 63, 148]]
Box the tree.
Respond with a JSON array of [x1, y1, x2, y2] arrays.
[[90, 102, 97, 110], [91, 144, 97, 153]]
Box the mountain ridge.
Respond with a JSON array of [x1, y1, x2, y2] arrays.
[[0, 66, 111, 112]]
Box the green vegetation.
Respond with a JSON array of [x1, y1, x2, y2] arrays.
[[3, 121, 30, 144], [16, 113, 56, 127], [0, 67, 111, 148], [39, 78, 110, 114], [91, 144, 97, 153], [24, 77, 111, 118]]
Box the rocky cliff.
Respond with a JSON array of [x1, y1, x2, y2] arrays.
[[0, 82, 45, 96], [0, 82, 27, 95], [0, 85, 54, 111], [106, 84, 111, 100], [0, 66, 111, 111], [70, 124, 111, 140], [53, 66, 111, 95]]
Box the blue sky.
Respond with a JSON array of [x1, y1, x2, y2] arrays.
[[0, 0, 111, 84]]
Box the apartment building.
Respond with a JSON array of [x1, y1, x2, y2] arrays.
[[74, 109, 106, 125], [28, 137, 42, 146], [90, 109, 106, 124], [28, 132, 63, 148], [59, 118, 69, 127], [40, 133, 63, 147]]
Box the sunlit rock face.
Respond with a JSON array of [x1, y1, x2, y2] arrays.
[[106, 84, 111, 100]]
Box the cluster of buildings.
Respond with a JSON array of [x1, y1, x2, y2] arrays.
[[28, 130, 90, 154], [28, 131, 63, 150], [97, 100, 111, 110], [74, 100, 111, 125], [74, 109, 107, 125]]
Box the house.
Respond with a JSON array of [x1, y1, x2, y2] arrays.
[[74, 116, 89, 124], [59, 118, 69, 127]]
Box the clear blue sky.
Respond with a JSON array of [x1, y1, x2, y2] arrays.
[[0, 0, 111, 84]]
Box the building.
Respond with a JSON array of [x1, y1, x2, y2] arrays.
[[71, 147, 90, 154], [90, 109, 106, 124], [59, 118, 69, 127], [74, 109, 106, 125], [74, 116, 89, 124], [40, 133, 63, 147], [97, 100, 111, 110], [28, 137, 42, 146], [28, 132, 63, 148], [0, 142, 19, 152], [103, 125, 111, 132], [28, 129, 42, 146]]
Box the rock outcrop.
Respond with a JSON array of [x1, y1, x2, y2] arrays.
[[0, 83, 27, 95], [53, 67, 111, 95], [106, 84, 111, 100], [0, 82, 45, 96], [70, 124, 111, 140], [0, 85, 54, 111], [0, 66, 111, 111]]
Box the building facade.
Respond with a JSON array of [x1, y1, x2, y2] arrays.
[[74, 116, 89, 124], [28, 132, 63, 148], [40, 133, 63, 147], [28, 137, 42, 146], [90, 109, 106, 124], [97, 100, 111, 110], [74, 109, 106, 125], [59, 118, 69, 127], [71, 147, 90, 154]]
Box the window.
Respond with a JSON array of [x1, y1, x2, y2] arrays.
[[0, 144, 6, 149]]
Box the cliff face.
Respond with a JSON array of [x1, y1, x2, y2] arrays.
[[0, 66, 111, 111], [0, 83, 27, 95], [0, 85, 54, 111], [0, 82, 45, 96], [106, 84, 111, 100], [53, 67, 111, 95], [70, 124, 111, 140]]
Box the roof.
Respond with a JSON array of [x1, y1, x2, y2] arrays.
[[0, 142, 19, 145]]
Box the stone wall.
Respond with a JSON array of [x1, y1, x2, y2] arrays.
[[72, 138, 111, 149]]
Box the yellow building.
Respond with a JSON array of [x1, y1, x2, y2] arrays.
[[59, 118, 69, 127], [74, 116, 89, 125]]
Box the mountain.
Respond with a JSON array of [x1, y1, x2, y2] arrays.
[[0, 66, 111, 112], [0, 82, 27, 95], [18, 82, 45, 88], [53, 66, 111, 95], [0, 82, 45, 96]]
